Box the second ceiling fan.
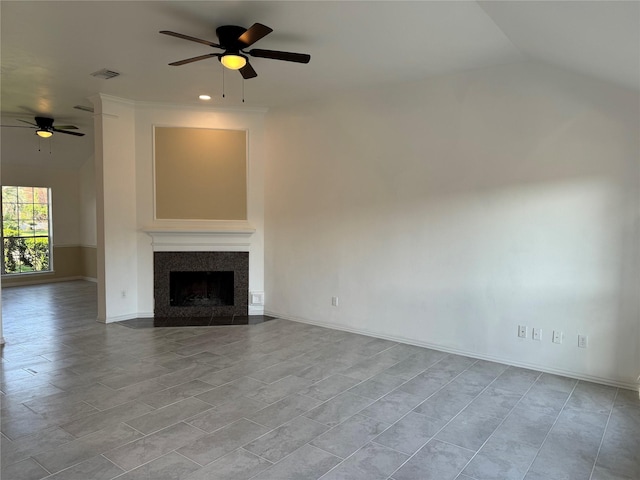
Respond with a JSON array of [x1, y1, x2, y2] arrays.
[[0, 117, 85, 137], [160, 23, 310, 79]]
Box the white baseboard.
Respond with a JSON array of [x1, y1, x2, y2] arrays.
[[101, 311, 155, 324], [265, 310, 640, 392], [102, 313, 140, 323]]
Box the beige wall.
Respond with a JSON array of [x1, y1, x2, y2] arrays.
[[80, 245, 97, 279], [154, 127, 247, 220], [1, 245, 94, 286]]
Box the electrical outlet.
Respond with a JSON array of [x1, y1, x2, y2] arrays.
[[532, 328, 542, 341], [578, 334, 588, 348], [518, 325, 527, 338], [121, 290, 127, 299], [552, 330, 563, 344], [331, 296, 339, 307]]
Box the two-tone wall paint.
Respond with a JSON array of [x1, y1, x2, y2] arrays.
[[2, 61, 637, 389], [90, 95, 267, 322], [1, 163, 97, 287]]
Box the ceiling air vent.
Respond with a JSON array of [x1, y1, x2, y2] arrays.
[[73, 105, 94, 113], [90, 68, 120, 79]]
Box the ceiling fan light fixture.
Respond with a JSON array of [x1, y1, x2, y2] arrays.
[[36, 129, 53, 138], [220, 53, 247, 70]]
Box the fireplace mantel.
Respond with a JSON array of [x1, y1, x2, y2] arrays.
[[143, 221, 255, 252]]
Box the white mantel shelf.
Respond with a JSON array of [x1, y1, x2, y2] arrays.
[[143, 226, 255, 235], [143, 222, 255, 252]]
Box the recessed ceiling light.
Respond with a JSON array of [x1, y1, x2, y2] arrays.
[[199, 95, 211, 100]]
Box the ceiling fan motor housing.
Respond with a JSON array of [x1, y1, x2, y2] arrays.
[[35, 117, 54, 129], [216, 25, 248, 51]]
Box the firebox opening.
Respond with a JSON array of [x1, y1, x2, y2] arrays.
[[170, 271, 234, 307]]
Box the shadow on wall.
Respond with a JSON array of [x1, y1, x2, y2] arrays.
[[264, 62, 640, 386]]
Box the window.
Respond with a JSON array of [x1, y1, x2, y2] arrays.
[[1, 186, 52, 275]]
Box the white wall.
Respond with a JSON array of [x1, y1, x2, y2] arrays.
[[92, 95, 138, 322], [264, 62, 640, 388]]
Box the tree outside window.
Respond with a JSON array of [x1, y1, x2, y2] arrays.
[[1, 186, 52, 274]]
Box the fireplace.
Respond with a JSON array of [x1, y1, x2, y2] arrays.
[[170, 271, 234, 307], [154, 251, 248, 318]]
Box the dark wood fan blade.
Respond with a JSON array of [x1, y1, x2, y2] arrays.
[[239, 62, 257, 79], [53, 125, 78, 130], [169, 53, 220, 66], [237, 23, 273, 47], [159, 31, 221, 48], [0, 125, 33, 128], [249, 49, 310, 63], [52, 128, 85, 137], [18, 119, 38, 127]]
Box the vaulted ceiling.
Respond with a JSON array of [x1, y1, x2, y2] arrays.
[[1, 1, 638, 168]]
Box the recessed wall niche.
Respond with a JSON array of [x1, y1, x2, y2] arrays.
[[154, 127, 247, 220]]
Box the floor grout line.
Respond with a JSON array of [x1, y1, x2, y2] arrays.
[[519, 379, 579, 479], [587, 387, 618, 480]]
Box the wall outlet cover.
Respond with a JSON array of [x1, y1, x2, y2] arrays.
[[532, 328, 542, 341], [518, 325, 527, 338], [578, 334, 588, 348], [250, 292, 264, 306]]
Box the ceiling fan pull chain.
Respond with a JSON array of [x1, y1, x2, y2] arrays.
[[222, 66, 226, 98], [242, 78, 245, 103]]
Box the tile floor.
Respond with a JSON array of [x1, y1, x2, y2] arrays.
[[1, 280, 638, 480]]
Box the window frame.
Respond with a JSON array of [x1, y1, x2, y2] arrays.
[[1, 185, 54, 276]]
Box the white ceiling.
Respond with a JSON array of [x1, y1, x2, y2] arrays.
[[1, 1, 638, 169]]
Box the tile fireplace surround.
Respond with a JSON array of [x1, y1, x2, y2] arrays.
[[154, 251, 249, 318]]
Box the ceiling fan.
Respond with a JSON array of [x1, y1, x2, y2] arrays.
[[0, 117, 85, 137], [160, 23, 310, 79]]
